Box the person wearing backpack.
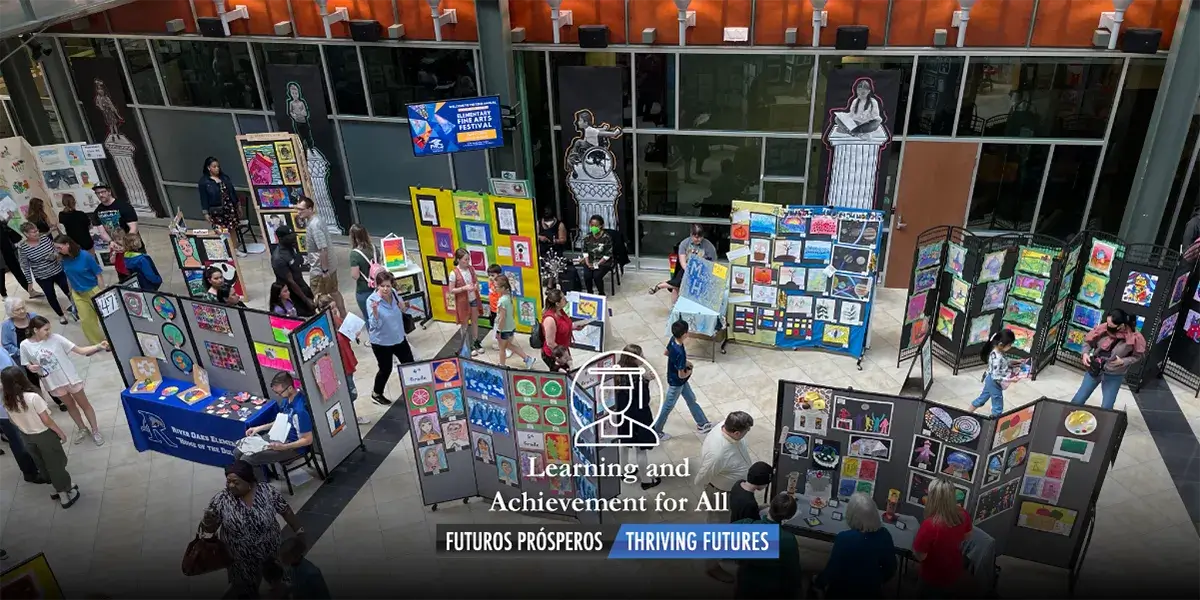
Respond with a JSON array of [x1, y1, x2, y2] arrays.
[[349, 225, 383, 320]]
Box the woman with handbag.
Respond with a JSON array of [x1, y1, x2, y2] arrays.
[[366, 270, 415, 405], [193, 460, 303, 596]]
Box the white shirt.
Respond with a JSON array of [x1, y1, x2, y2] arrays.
[[7, 392, 50, 435], [20, 333, 79, 390], [695, 428, 752, 492]]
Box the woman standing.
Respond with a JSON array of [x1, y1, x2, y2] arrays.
[[815, 492, 897, 598], [17, 222, 74, 324], [58, 194, 97, 262], [198, 158, 241, 234], [366, 271, 414, 405], [540, 290, 584, 372], [348, 224, 377, 319], [201, 460, 304, 597], [2, 298, 67, 412], [24, 198, 57, 234], [536, 205, 568, 256], [54, 235, 105, 344], [447, 248, 482, 357], [913, 479, 973, 597], [612, 344, 662, 490], [1, 367, 78, 508], [20, 316, 110, 445]]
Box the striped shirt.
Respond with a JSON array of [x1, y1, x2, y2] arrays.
[[18, 234, 64, 281]]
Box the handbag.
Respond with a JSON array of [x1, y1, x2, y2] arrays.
[[181, 526, 230, 576], [393, 291, 416, 334]]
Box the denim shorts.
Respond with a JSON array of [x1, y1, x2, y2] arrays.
[[499, 331, 515, 340]]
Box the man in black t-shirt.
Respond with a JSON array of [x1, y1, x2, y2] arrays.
[[729, 461, 773, 523], [92, 184, 139, 237], [271, 225, 315, 316]]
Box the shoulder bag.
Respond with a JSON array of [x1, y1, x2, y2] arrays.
[[396, 290, 416, 334], [181, 525, 230, 576]]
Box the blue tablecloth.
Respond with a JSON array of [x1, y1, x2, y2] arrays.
[[121, 378, 278, 467]]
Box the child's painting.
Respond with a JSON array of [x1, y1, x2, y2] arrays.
[[806, 269, 828, 294], [831, 245, 871, 274], [1064, 325, 1089, 354], [420, 444, 449, 475], [174, 236, 202, 268], [1071, 304, 1103, 330], [967, 314, 994, 345], [773, 239, 803, 263], [982, 448, 1006, 487], [909, 316, 929, 347], [472, 431, 495, 464], [1185, 310, 1200, 342], [749, 212, 777, 237], [935, 304, 957, 339], [809, 215, 837, 236], [1003, 298, 1041, 328], [1016, 247, 1054, 277], [193, 303, 233, 335], [1017, 501, 1077, 537], [1010, 275, 1047, 304], [1170, 273, 1188, 307], [803, 240, 832, 263], [947, 276, 970, 312], [830, 273, 871, 301], [443, 421, 470, 451], [778, 266, 805, 290], [913, 267, 937, 294], [496, 455, 519, 487], [778, 208, 807, 236], [975, 479, 1020, 524], [1009, 325, 1035, 353], [1121, 271, 1157, 307], [1087, 240, 1117, 276], [944, 242, 967, 277], [454, 194, 484, 221], [939, 447, 979, 484], [982, 280, 1008, 311], [905, 292, 928, 324], [1076, 272, 1107, 308], [978, 250, 1006, 283], [1157, 312, 1177, 342], [915, 241, 943, 270], [748, 237, 771, 265]]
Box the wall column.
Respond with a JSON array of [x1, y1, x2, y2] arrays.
[[38, 48, 89, 145], [1120, 0, 1200, 243], [475, 0, 527, 179], [0, 39, 55, 145]]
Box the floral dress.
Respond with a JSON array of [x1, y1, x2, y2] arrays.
[[206, 483, 289, 591], [212, 182, 239, 231]]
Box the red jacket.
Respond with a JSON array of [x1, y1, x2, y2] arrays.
[[328, 312, 357, 375]]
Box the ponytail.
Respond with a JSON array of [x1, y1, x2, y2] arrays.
[[980, 328, 1016, 361], [453, 247, 468, 266]]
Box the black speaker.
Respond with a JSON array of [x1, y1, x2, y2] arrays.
[[1121, 28, 1162, 54], [197, 17, 227, 38], [835, 25, 869, 50], [579, 25, 609, 49], [349, 20, 381, 42]]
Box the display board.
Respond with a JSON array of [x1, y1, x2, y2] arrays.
[[170, 228, 246, 300], [667, 256, 729, 338], [728, 202, 883, 359], [899, 334, 934, 399], [289, 311, 364, 475], [567, 291, 608, 352], [1164, 262, 1200, 396], [1, 552, 63, 599], [401, 355, 618, 518], [409, 187, 542, 333], [234, 133, 311, 266], [0, 136, 51, 232], [32, 141, 112, 263], [770, 380, 1124, 584]]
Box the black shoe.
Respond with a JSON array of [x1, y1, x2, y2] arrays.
[[0, 448, 4, 455], [60, 487, 80, 509], [472, 340, 483, 351], [23, 474, 48, 485], [53, 399, 68, 412], [641, 477, 663, 491], [1, 549, 7, 560], [371, 393, 392, 406]]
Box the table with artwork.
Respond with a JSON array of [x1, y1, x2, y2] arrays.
[[121, 378, 277, 467]]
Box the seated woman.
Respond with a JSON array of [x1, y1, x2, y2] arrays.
[[814, 492, 897, 598], [650, 224, 716, 303], [578, 215, 614, 296]]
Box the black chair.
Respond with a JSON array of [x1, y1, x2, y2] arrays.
[[605, 227, 630, 289], [272, 449, 326, 495], [234, 191, 259, 253]]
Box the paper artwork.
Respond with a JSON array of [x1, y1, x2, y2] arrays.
[[967, 314, 994, 346], [1170, 273, 1188, 307], [993, 405, 1035, 446], [978, 250, 1006, 283], [806, 269, 828, 294], [915, 242, 942, 270], [975, 479, 1019, 524], [325, 402, 346, 437], [847, 434, 892, 461], [982, 279, 1008, 311], [905, 470, 935, 507], [269, 315, 304, 344], [1008, 325, 1035, 353], [1071, 304, 1103, 330], [939, 447, 979, 484], [730, 266, 751, 293], [923, 406, 981, 445], [381, 236, 408, 270], [174, 236, 202, 268], [982, 447, 1006, 487], [791, 384, 832, 436], [191, 303, 232, 335], [202, 238, 231, 261], [454, 194, 484, 221], [313, 355, 340, 401], [161, 323, 186, 348], [469, 399, 511, 436], [420, 444, 450, 475], [773, 239, 803, 263], [1003, 298, 1041, 328], [1087, 240, 1117, 276], [1121, 271, 1157, 307], [472, 432, 495, 464], [905, 292, 928, 324], [253, 342, 292, 371], [184, 269, 206, 296], [749, 212, 777, 236], [814, 298, 837, 322], [136, 332, 166, 361], [1011, 275, 1047, 304], [779, 429, 810, 459], [122, 290, 150, 320], [836, 217, 879, 246], [1017, 501, 1077, 537], [935, 304, 956, 339], [1020, 452, 1069, 504], [748, 238, 771, 264], [838, 302, 863, 326], [778, 266, 805, 290], [1005, 444, 1028, 474], [204, 341, 244, 372], [751, 284, 778, 306], [803, 240, 832, 263], [831, 245, 871, 274], [809, 215, 837, 236], [944, 242, 966, 277], [431, 227, 454, 258], [417, 195, 439, 226], [1186, 310, 1200, 342], [1077, 272, 1108, 308], [804, 469, 833, 501], [947, 276, 970, 312], [1016, 247, 1054, 277], [830, 273, 871, 301], [832, 396, 893, 435], [170, 349, 194, 375], [444, 421, 470, 452], [785, 295, 813, 316], [909, 316, 929, 348], [913, 267, 938, 294], [1051, 436, 1095, 462], [778, 207, 807, 236]]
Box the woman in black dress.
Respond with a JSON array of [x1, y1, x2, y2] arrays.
[[57, 194, 97, 262], [198, 157, 240, 232], [612, 344, 662, 491]]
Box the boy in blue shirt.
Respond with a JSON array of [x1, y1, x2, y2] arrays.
[[651, 320, 713, 440], [280, 536, 331, 599], [239, 371, 314, 466]]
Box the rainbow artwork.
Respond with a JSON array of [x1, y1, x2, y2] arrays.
[[297, 315, 332, 361]]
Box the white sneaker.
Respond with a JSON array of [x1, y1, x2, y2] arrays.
[[658, 431, 673, 441], [59, 486, 80, 508], [72, 428, 89, 445], [356, 415, 371, 425], [92, 430, 105, 446], [505, 349, 514, 359], [697, 422, 715, 434]]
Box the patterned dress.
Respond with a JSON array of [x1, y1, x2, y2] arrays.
[[211, 182, 239, 231], [206, 483, 290, 591]]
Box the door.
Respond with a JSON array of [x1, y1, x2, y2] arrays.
[[884, 141, 981, 289]]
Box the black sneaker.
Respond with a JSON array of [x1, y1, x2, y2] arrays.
[[54, 400, 68, 412], [23, 474, 48, 485], [641, 477, 663, 491], [371, 393, 392, 406], [60, 487, 80, 509]]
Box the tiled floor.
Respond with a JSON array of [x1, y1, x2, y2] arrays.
[[1, 223, 1197, 597]]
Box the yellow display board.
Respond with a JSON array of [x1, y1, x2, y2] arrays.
[[1, 553, 63, 599], [410, 187, 541, 333]]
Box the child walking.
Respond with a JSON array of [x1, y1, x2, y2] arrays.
[[494, 277, 536, 369], [651, 320, 714, 440], [970, 329, 1016, 416]]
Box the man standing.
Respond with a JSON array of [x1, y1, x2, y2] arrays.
[[1071, 308, 1146, 410], [271, 225, 316, 317], [239, 371, 314, 466], [296, 196, 345, 316], [92, 184, 139, 237], [695, 411, 755, 583]]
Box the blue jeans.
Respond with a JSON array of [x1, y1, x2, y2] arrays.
[[652, 382, 709, 432], [355, 290, 371, 320], [971, 376, 1005, 416], [1071, 371, 1124, 410]]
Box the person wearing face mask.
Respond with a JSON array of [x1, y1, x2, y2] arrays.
[[537, 205, 568, 257], [1070, 308, 1145, 410], [650, 224, 716, 303], [578, 215, 614, 296]]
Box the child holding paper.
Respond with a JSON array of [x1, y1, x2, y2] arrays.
[[970, 329, 1017, 417]]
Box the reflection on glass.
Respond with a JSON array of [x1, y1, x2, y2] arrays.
[[635, 53, 673, 128], [637, 134, 761, 218], [764, 138, 806, 177], [907, 56, 963, 136], [958, 57, 1121, 139], [356, 200, 418, 240], [1158, 107, 1200, 247], [153, 40, 259, 109], [253, 43, 324, 112], [519, 52, 557, 215], [680, 54, 813, 132], [550, 52, 631, 127], [762, 181, 806, 205], [361, 47, 476, 117], [1035, 146, 1101, 240], [1086, 59, 1164, 233], [119, 40, 162, 105], [322, 46, 368, 115], [968, 144, 1049, 232], [813, 56, 913, 138], [638, 219, 729, 259], [63, 38, 133, 101]]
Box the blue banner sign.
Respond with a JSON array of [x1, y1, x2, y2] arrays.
[[608, 524, 780, 559], [407, 96, 504, 156]]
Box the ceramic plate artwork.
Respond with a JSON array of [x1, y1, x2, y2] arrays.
[[159, 386, 180, 397], [161, 323, 186, 348], [812, 440, 840, 468], [170, 349, 194, 373], [1121, 271, 1157, 307], [543, 406, 567, 427], [924, 407, 981, 445], [1064, 410, 1098, 436], [152, 295, 176, 320]]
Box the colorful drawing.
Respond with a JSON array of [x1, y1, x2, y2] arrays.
[[822, 325, 850, 348], [151, 295, 176, 321], [968, 314, 994, 345], [982, 448, 1006, 487], [1052, 436, 1095, 462], [1008, 325, 1035, 353], [749, 212, 777, 236], [831, 245, 871, 274], [170, 349, 194, 374], [1005, 443, 1028, 474], [1064, 325, 1088, 354], [1087, 240, 1117, 276], [947, 276, 970, 311], [1121, 271, 1157, 307], [201, 238, 230, 262], [935, 304, 957, 339], [803, 240, 832, 263], [192, 303, 232, 335], [256, 187, 291, 208], [982, 280, 1008, 311], [846, 434, 891, 461], [830, 273, 871, 301], [1003, 298, 1041, 328], [1076, 272, 1108, 307], [923, 406, 981, 445], [269, 315, 303, 344], [773, 239, 803, 263], [1071, 304, 1103, 330], [1157, 312, 1177, 342], [915, 242, 943, 270], [778, 207, 807, 236], [992, 404, 1035, 446], [905, 292, 929, 324], [204, 341, 243, 372], [832, 396, 893, 435], [1017, 501, 1077, 536], [297, 316, 332, 361], [322, 402, 346, 437], [979, 250, 1006, 283], [939, 448, 978, 483], [1016, 247, 1054, 277], [161, 323, 186, 348], [975, 479, 1020, 523], [136, 332, 166, 361], [1170, 274, 1188, 306], [809, 215, 837, 236], [380, 236, 408, 270], [1011, 275, 1047, 304], [909, 316, 929, 347], [253, 342, 292, 371], [944, 242, 966, 277], [184, 269, 207, 296], [122, 290, 149, 320], [805, 269, 828, 294], [913, 267, 937, 293], [1185, 310, 1200, 342], [905, 470, 935, 506]]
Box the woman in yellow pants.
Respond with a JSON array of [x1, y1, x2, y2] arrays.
[[54, 235, 105, 343]]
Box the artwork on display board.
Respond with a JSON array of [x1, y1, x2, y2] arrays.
[[967, 314, 994, 346], [1051, 436, 1095, 462], [923, 406, 981, 447], [204, 341, 245, 373], [1008, 325, 1035, 353], [161, 323, 186, 348], [791, 385, 832, 436], [944, 243, 967, 277], [1064, 325, 1089, 354], [296, 315, 333, 361], [778, 428, 810, 459], [122, 290, 150, 320], [1077, 272, 1107, 308], [1017, 501, 1077, 537], [135, 332, 166, 361], [978, 250, 1006, 283], [831, 396, 893, 435], [838, 457, 878, 498], [947, 277, 970, 312], [1020, 452, 1069, 504], [1005, 443, 1029, 474], [380, 236, 408, 270], [1158, 313, 1178, 342], [1169, 273, 1188, 307], [909, 434, 942, 473], [982, 280, 1008, 311], [236, 132, 311, 268], [1087, 240, 1118, 276], [905, 292, 928, 324], [325, 402, 346, 437], [804, 469, 834, 501], [847, 433, 892, 461], [193, 303, 233, 336], [938, 447, 979, 484], [993, 405, 1035, 446], [982, 447, 1006, 487], [1011, 275, 1047, 304], [1016, 247, 1054, 277], [915, 242, 942, 270], [312, 355, 340, 401], [1121, 271, 1157, 307], [1186, 310, 1200, 342], [913, 267, 937, 294], [975, 478, 1020, 523], [935, 305, 956, 339], [1003, 299, 1041, 329]]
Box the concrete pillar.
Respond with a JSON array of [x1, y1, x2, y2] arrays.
[[1119, 0, 1200, 243], [475, 0, 527, 179], [0, 39, 55, 145], [38, 48, 89, 145]]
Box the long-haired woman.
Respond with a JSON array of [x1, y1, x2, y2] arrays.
[[19, 316, 110, 445], [912, 479, 972, 596], [448, 247, 482, 357], [348, 224, 377, 319], [25, 197, 56, 234], [53, 235, 105, 343], [1, 366, 78, 507], [57, 193, 97, 263]]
